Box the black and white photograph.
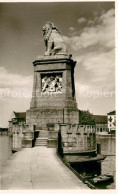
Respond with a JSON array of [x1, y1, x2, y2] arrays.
[[0, 0, 116, 191]]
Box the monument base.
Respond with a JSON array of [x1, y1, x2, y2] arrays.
[[26, 107, 79, 130]]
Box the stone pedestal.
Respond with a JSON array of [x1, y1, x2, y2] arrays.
[[26, 55, 79, 131], [22, 131, 34, 148], [47, 131, 58, 148]]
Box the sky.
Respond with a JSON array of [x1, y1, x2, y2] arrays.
[[0, 1, 115, 127]]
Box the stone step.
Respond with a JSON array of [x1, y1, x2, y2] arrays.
[[35, 144, 47, 146], [36, 138, 47, 140], [35, 145, 47, 146], [35, 141, 47, 144], [39, 130, 48, 138], [35, 140, 47, 142], [35, 137, 47, 146], [35, 143, 47, 145], [36, 139, 47, 142], [39, 134, 48, 138]]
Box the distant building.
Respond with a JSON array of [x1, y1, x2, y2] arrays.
[[9, 112, 26, 125], [107, 110, 116, 134], [93, 115, 108, 135], [8, 112, 26, 134]]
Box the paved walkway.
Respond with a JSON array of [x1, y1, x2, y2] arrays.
[[0, 147, 89, 190]]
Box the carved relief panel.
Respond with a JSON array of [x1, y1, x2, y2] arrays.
[[41, 73, 62, 93]]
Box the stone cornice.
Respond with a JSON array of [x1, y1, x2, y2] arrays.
[[33, 55, 76, 66]]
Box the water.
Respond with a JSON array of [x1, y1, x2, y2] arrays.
[[0, 135, 12, 167], [96, 136, 116, 189], [71, 136, 116, 189]]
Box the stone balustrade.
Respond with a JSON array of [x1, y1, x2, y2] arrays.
[[59, 124, 97, 162], [9, 123, 34, 150]]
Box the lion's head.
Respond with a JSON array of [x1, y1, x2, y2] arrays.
[[42, 22, 59, 42]]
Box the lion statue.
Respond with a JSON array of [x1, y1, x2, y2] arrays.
[[42, 22, 68, 56]]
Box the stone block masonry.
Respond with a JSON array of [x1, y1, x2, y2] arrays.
[[47, 125, 58, 147], [30, 56, 77, 109], [9, 123, 32, 151], [26, 108, 63, 130], [59, 124, 97, 162], [26, 55, 79, 131]]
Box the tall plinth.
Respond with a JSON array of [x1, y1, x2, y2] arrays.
[[26, 55, 79, 130]]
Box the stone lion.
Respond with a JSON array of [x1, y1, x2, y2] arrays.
[[42, 22, 68, 56]]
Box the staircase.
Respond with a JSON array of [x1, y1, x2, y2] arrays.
[[35, 130, 48, 146]]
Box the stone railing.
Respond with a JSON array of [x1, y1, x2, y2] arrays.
[[8, 123, 34, 150], [58, 124, 97, 162], [47, 123, 59, 147]]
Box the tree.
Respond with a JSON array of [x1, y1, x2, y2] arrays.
[[79, 110, 95, 125]]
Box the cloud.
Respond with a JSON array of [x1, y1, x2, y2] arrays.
[[0, 67, 33, 89], [78, 49, 114, 90], [78, 17, 87, 24], [0, 67, 33, 127], [64, 8, 115, 92], [0, 67, 33, 99], [69, 27, 75, 31], [65, 8, 115, 50]]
